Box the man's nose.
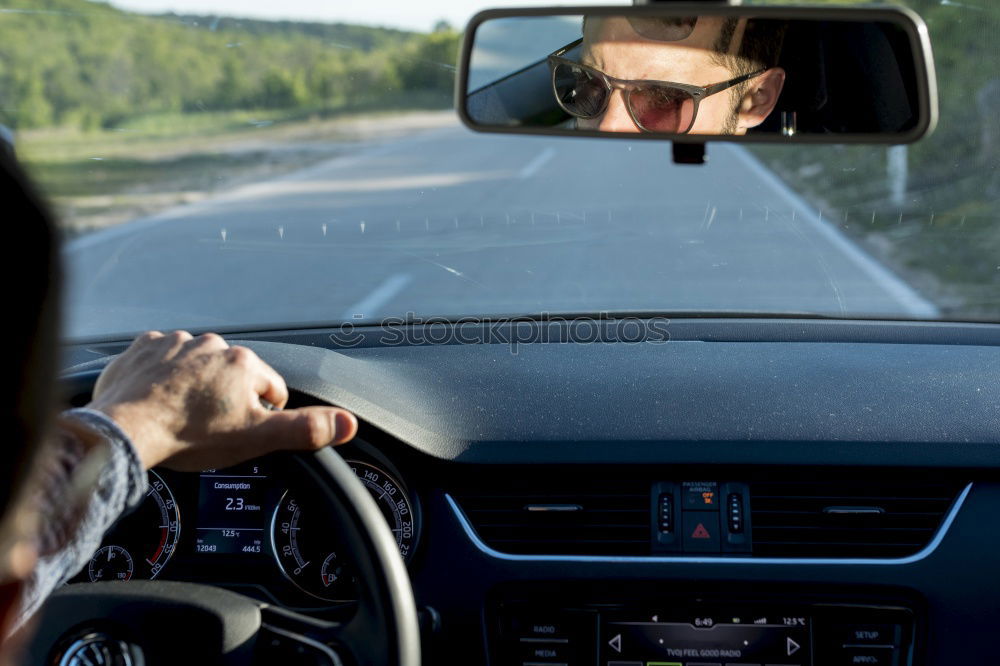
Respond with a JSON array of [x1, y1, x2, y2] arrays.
[[597, 90, 640, 133]]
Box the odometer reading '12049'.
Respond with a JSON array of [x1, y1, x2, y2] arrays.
[[271, 460, 416, 602]]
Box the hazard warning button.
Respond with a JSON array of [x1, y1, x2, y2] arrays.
[[682, 512, 721, 553]]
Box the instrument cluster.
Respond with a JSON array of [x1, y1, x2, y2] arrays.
[[71, 441, 419, 610]]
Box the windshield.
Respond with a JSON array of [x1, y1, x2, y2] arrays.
[[2, 0, 995, 339]]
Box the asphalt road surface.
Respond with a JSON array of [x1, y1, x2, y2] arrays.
[[65, 121, 938, 339]]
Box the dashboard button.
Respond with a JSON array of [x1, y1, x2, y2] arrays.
[[503, 608, 597, 666], [659, 493, 675, 533], [836, 647, 897, 665], [727, 493, 744, 533], [682, 512, 721, 552], [519, 639, 572, 661], [834, 624, 900, 647], [508, 612, 587, 640]]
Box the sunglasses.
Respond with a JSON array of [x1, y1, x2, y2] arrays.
[[548, 40, 767, 134]]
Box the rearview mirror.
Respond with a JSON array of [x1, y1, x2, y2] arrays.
[[457, 5, 937, 144]]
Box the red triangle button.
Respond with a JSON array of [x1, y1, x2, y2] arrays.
[[691, 522, 711, 539]]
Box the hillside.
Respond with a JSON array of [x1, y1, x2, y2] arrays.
[[0, 0, 459, 131], [152, 12, 417, 51]]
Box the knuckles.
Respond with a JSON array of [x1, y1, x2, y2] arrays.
[[133, 330, 164, 346], [167, 330, 194, 343], [298, 412, 333, 449], [225, 345, 255, 366], [195, 332, 227, 348]]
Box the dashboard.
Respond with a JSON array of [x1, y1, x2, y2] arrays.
[[60, 317, 1000, 665], [70, 441, 419, 613]]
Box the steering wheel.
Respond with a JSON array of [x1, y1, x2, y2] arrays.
[[22, 371, 421, 666]]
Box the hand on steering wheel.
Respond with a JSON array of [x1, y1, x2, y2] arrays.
[[25, 336, 420, 665], [24, 441, 421, 666], [87, 330, 358, 471]]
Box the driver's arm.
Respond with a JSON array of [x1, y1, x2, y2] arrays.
[[14, 330, 357, 628]]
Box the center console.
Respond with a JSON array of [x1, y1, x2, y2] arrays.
[[489, 585, 918, 666]]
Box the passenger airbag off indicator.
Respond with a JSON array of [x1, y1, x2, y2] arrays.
[[682, 481, 719, 510]]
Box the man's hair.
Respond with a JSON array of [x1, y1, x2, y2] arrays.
[[0, 150, 61, 530], [582, 15, 786, 87], [712, 18, 787, 78], [711, 18, 788, 133]]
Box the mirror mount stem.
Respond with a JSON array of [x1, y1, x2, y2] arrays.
[[653, 0, 739, 166], [672, 142, 706, 165]]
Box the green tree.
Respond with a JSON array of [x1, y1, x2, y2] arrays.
[[393, 29, 459, 92], [256, 68, 310, 108], [13, 76, 54, 129]]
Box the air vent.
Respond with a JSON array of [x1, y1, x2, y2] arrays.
[[749, 480, 965, 559], [454, 481, 649, 555]]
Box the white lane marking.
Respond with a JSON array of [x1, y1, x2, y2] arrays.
[[726, 144, 939, 318], [340, 273, 412, 320], [519, 147, 556, 179]]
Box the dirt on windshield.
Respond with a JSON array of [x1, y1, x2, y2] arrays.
[[17, 110, 457, 237]]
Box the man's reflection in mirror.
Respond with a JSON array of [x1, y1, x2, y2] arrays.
[[551, 16, 786, 135]]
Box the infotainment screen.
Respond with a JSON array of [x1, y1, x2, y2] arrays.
[[194, 462, 270, 555], [603, 611, 810, 665], [497, 599, 911, 666]]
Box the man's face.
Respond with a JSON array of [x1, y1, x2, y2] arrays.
[[577, 17, 782, 135]]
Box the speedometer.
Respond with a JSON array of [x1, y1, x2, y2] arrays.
[[271, 460, 416, 602], [86, 470, 180, 581], [348, 460, 416, 559]]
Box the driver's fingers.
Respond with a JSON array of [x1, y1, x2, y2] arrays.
[[132, 330, 165, 346], [245, 407, 358, 451], [181, 332, 230, 355], [115, 330, 165, 361], [251, 361, 289, 410], [96, 330, 167, 395], [226, 345, 290, 409], [145, 330, 193, 360]]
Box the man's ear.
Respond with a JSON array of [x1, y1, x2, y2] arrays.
[[737, 67, 786, 131]]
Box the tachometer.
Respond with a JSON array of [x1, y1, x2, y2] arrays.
[[271, 460, 416, 602], [85, 470, 180, 582]]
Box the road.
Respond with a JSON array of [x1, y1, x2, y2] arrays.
[[65, 120, 937, 339]]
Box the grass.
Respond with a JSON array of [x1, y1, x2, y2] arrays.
[[20, 91, 452, 162], [749, 144, 1000, 318], [16, 98, 454, 234]]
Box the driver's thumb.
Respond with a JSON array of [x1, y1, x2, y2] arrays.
[[250, 406, 358, 451]]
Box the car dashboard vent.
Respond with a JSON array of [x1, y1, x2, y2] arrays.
[[453, 482, 650, 555], [749, 480, 965, 559], [452, 478, 967, 559]]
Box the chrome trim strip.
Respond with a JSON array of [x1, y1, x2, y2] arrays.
[[525, 504, 582, 512], [823, 506, 885, 515], [445, 482, 972, 566]]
